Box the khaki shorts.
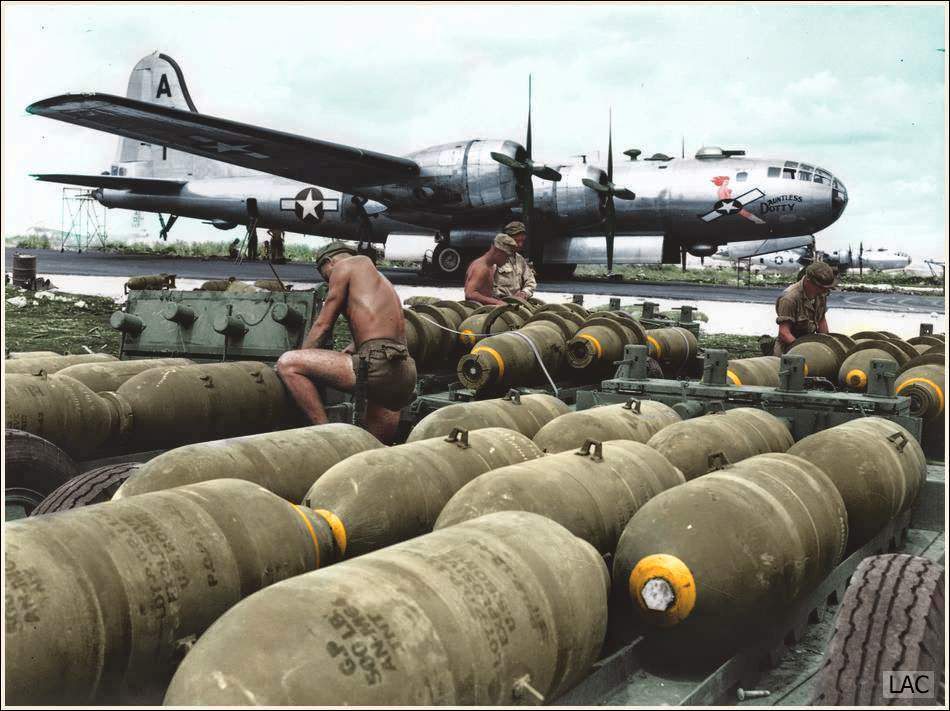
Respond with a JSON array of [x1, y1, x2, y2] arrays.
[[352, 338, 417, 411]]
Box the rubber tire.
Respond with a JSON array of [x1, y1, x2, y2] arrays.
[[429, 244, 468, 280], [811, 554, 945, 706], [4, 429, 79, 516], [30, 462, 143, 516]]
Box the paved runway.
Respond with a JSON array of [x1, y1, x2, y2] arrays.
[[5, 248, 945, 314]]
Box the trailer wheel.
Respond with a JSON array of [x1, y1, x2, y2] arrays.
[[4, 429, 79, 518], [30, 462, 143, 516], [811, 554, 945, 706]]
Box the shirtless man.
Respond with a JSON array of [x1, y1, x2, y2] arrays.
[[276, 242, 416, 443], [463, 234, 513, 306]]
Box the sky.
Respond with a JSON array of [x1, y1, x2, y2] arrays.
[[2, 2, 947, 259]]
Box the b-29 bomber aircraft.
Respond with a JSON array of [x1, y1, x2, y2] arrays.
[[28, 53, 849, 278]]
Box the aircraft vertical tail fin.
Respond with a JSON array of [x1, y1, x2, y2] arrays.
[[116, 53, 195, 170], [115, 53, 242, 180], [125, 52, 198, 113]]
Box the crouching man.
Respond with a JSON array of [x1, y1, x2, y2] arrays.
[[276, 242, 416, 443]]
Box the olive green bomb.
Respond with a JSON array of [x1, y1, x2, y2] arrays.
[[4, 479, 340, 704], [646, 408, 794, 480], [163, 512, 609, 706], [533, 399, 680, 453], [407, 392, 568, 442], [114, 423, 382, 501], [436, 439, 685, 555], [613, 453, 847, 659], [303, 427, 543, 558]]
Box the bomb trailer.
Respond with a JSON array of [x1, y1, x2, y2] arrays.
[[3, 285, 945, 706]]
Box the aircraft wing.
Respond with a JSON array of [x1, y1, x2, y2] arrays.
[[728, 235, 815, 259], [32, 173, 186, 194], [27, 93, 420, 192]]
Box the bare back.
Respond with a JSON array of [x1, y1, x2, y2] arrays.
[[325, 256, 406, 345], [464, 255, 500, 305]]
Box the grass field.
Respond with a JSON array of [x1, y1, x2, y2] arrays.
[[4, 285, 122, 356], [576, 262, 943, 289]]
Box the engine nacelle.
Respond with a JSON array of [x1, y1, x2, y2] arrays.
[[443, 229, 499, 251], [687, 243, 719, 257], [532, 163, 606, 228], [377, 139, 522, 214]]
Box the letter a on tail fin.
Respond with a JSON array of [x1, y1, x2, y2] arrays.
[[124, 52, 198, 112], [116, 52, 201, 177]]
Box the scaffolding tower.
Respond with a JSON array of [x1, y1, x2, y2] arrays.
[[60, 187, 108, 252]]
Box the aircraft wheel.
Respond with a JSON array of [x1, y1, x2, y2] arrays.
[[811, 553, 945, 705], [432, 244, 464, 278]]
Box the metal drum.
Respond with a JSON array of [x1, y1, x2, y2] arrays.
[[11, 253, 37, 289]]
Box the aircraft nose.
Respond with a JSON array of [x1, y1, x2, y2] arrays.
[[831, 178, 848, 220]]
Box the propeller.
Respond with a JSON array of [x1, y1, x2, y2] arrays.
[[859, 241, 864, 274], [490, 75, 562, 263], [581, 109, 636, 273]]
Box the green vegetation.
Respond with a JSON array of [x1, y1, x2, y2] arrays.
[[576, 263, 942, 290], [5, 235, 414, 269], [4, 285, 122, 356], [577, 263, 791, 286], [6, 235, 318, 261]]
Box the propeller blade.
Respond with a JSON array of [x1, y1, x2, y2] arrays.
[[490, 152, 526, 170], [531, 165, 562, 182], [605, 195, 616, 274], [526, 74, 532, 160], [607, 108, 614, 184], [582, 178, 610, 193], [613, 188, 636, 200]]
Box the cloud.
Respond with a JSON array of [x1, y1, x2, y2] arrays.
[[788, 71, 840, 98]]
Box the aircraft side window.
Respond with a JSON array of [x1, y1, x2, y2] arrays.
[[797, 170, 812, 181], [800, 163, 815, 172], [767, 167, 781, 178], [118, 167, 127, 176], [813, 174, 826, 184], [784, 161, 799, 169], [782, 168, 796, 179], [736, 171, 748, 182]]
